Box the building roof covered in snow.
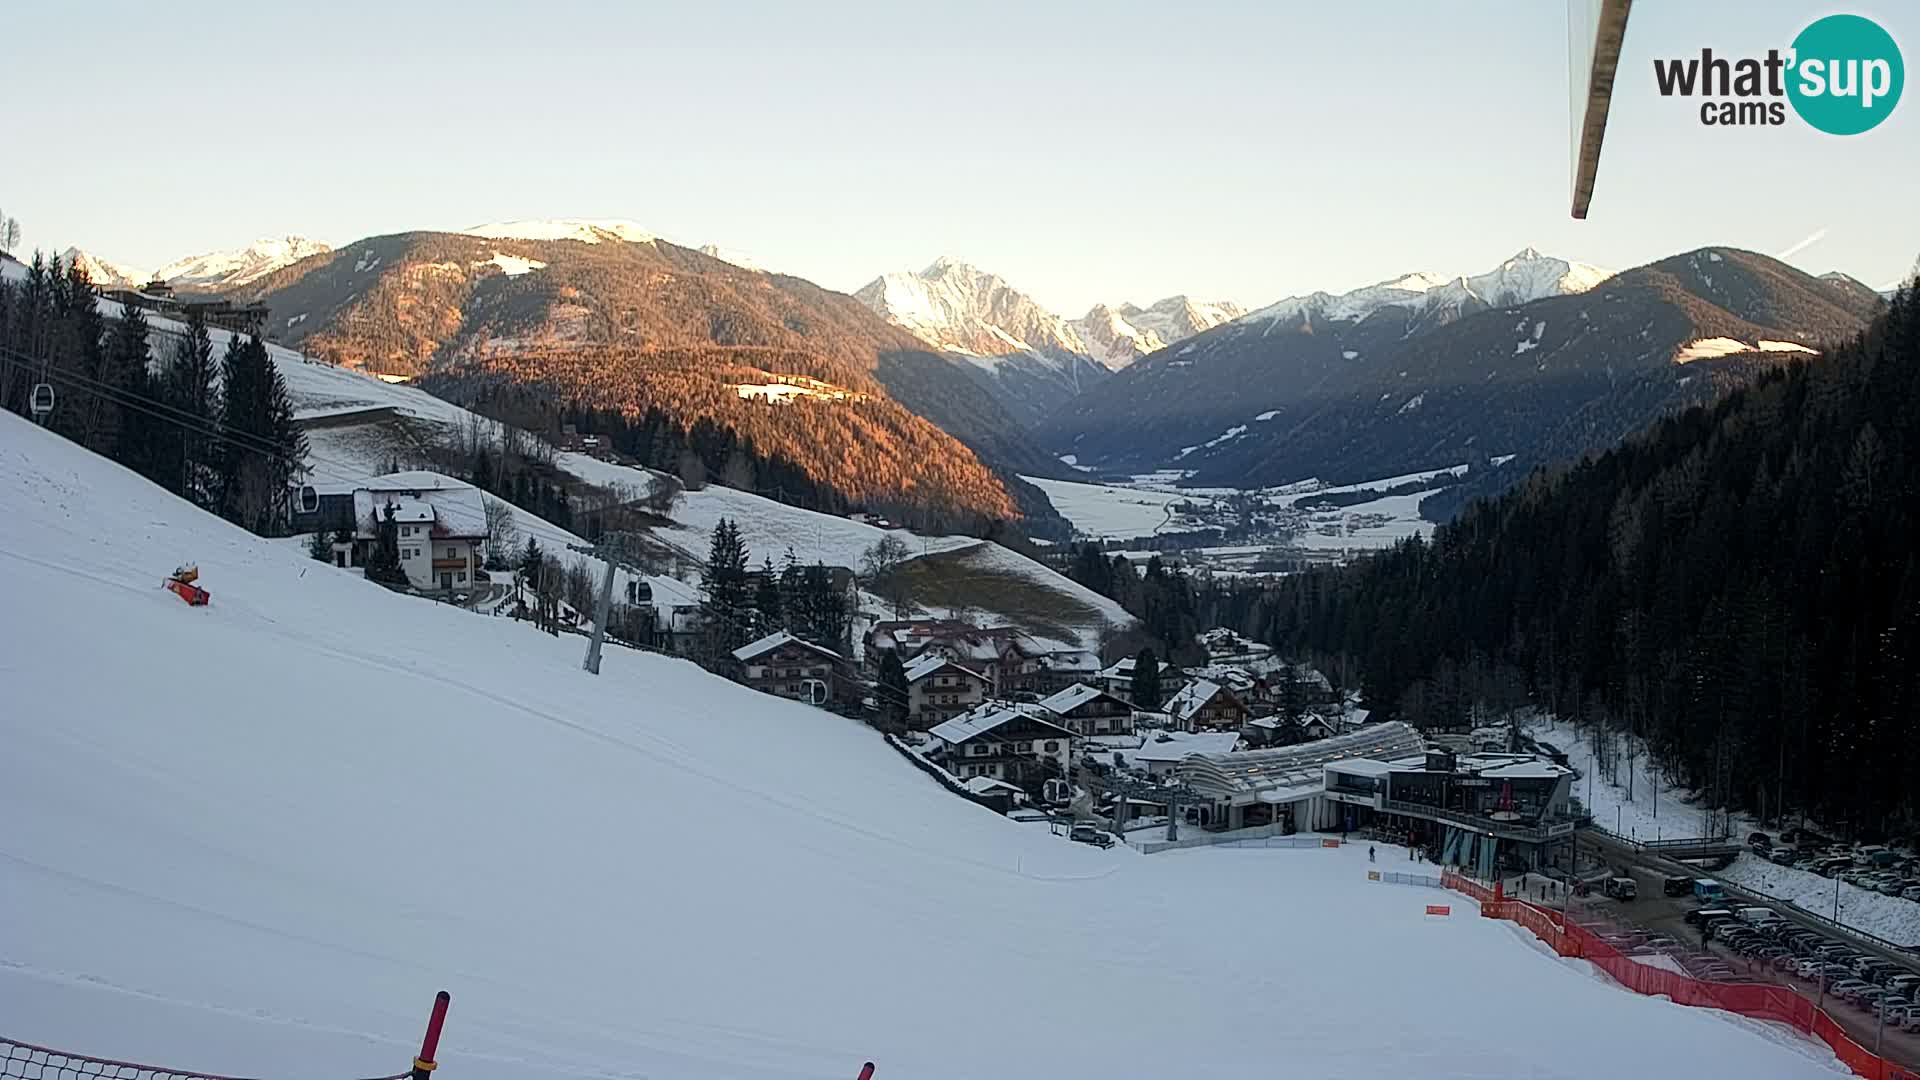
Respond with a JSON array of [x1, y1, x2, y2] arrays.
[[1167, 679, 1230, 724], [732, 630, 844, 664], [903, 653, 986, 684], [1174, 721, 1425, 801], [1126, 731, 1241, 763], [961, 775, 1023, 797], [351, 473, 489, 540], [928, 704, 1071, 747], [1182, 664, 1259, 694], [1037, 682, 1119, 715]]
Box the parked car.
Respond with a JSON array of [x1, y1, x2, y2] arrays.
[[1663, 874, 1695, 898], [1904, 886, 1920, 902], [1068, 823, 1115, 849], [1795, 958, 1825, 979], [1856, 957, 1897, 979], [1748, 831, 1772, 847], [1770, 848, 1799, 866], [1885, 974, 1920, 996], [1832, 979, 1872, 1003], [1878, 878, 1907, 896]]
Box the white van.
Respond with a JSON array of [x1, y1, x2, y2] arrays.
[[1737, 906, 1779, 926]]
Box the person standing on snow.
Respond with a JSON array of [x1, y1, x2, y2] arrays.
[[1369, 845, 1376, 863]]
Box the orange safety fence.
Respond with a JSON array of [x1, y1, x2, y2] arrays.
[[1440, 873, 1920, 1080]]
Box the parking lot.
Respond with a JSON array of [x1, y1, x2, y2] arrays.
[[1574, 856, 1920, 1070]]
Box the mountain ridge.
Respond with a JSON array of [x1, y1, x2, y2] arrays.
[[1038, 247, 1882, 498]]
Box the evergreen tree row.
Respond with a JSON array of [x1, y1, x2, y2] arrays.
[[0, 253, 306, 534], [1261, 284, 1920, 839]]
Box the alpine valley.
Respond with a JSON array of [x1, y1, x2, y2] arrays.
[[42, 226, 1888, 550]]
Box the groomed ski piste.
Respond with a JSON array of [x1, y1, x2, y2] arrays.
[[0, 410, 1850, 1079]]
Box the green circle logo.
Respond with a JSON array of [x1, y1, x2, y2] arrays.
[[1787, 14, 1903, 134]]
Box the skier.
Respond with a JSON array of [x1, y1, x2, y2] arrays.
[[1368, 845, 1376, 863]]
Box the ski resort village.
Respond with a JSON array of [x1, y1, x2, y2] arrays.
[[7, 9, 1920, 1070], [6, 246, 1917, 1080]]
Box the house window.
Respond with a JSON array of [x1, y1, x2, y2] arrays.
[[456, 571, 466, 583], [969, 744, 987, 756], [445, 547, 456, 560]]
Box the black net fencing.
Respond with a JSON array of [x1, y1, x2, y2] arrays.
[[1, 1037, 408, 1080]]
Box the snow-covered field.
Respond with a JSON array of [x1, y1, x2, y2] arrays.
[[1534, 717, 1920, 945], [1023, 464, 1470, 553], [555, 452, 976, 570], [1019, 474, 1215, 539], [0, 412, 1846, 1079]]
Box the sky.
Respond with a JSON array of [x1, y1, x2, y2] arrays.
[[6, 0, 1915, 313]]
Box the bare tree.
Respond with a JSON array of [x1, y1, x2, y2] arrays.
[[643, 474, 684, 515], [0, 211, 19, 255], [483, 498, 518, 565], [860, 535, 913, 618]]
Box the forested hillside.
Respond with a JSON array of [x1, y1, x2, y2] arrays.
[[1263, 280, 1920, 835], [234, 230, 1065, 527], [428, 344, 1020, 529]]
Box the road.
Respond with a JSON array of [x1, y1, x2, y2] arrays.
[[1579, 833, 1920, 1069]]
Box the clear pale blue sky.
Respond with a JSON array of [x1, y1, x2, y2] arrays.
[[9, 0, 1915, 311]]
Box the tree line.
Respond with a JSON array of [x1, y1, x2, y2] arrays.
[[0, 252, 306, 535], [1261, 283, 1920, 840]]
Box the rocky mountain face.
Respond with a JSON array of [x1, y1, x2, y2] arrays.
[[1069, 296, 1245, 369]]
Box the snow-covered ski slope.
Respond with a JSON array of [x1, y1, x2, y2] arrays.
[[0, 414, 1847, 1079]]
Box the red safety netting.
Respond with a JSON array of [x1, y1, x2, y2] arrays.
[[1439, 873, 1920, 1080], [1, 1037, 409, 1080]]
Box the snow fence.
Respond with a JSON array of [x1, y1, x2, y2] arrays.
[[3, 991, 450, 1080], [0, 1037, 411, 1080], [1440, 872, 1919, 1080]]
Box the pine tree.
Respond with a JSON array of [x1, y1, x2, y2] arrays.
[[160, 309, 219, 505], [700, 518, 752, 657], [802, 562, 849, 652], [308, 529, 333, 562], [211, 334, 306, 534], [877, 648, 911, 732], [364, 503, 408, 586], [1133, 648, 1163, 711], [753, 556, 784, 635], [105, 306, 154, 476]]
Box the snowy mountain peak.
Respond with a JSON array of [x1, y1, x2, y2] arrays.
[[854, 259, 1089, 369], [461, 219, 656, 245], [59, 247, 149, 289], [1071, 295, 1245, 369], [153, 235, 332, 290], [1249, 251, 1612, 327]]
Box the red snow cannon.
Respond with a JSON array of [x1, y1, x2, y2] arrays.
[[165, 564, 210, 606]]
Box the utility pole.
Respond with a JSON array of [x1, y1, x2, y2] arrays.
[[569, 531, 650, 676], [582, 555, 617, 674]]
